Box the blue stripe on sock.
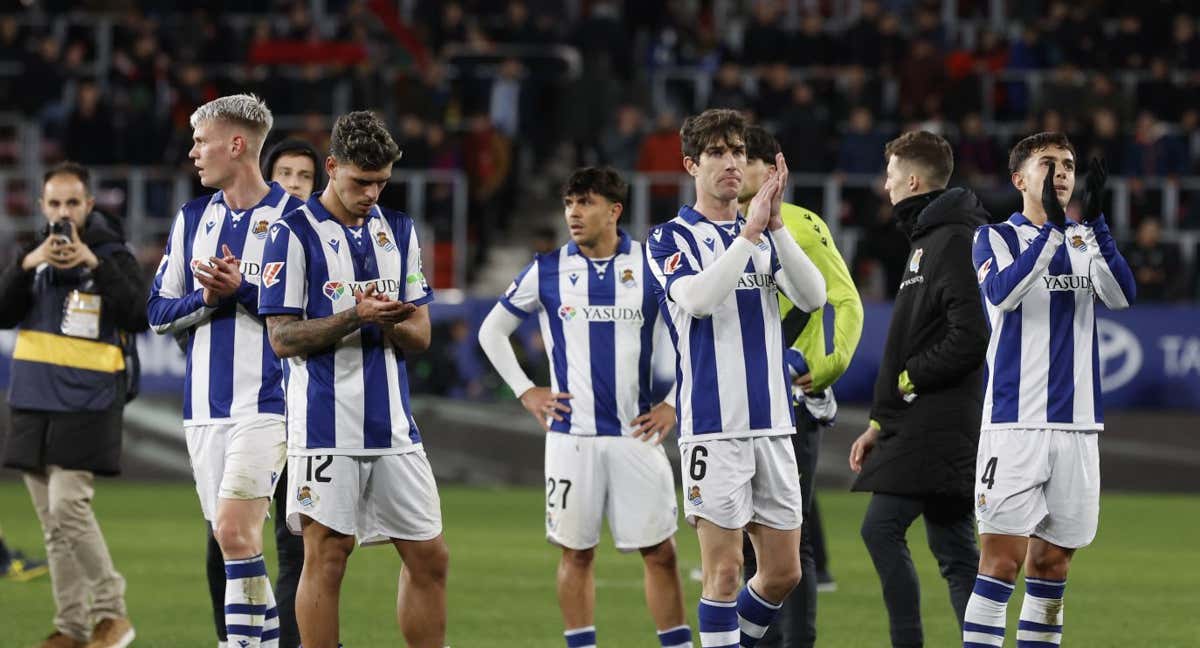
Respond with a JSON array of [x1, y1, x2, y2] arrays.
[[265, 607, 278, 621], [736, 585, 779, 627], [963, 621, 1006, 636], [1015, 642, 1061, 648], [565, 628, 596, 648], [227, 624, 264, 638], [973, 576, 1015, 603], [698, 598, 739, 632], [1018, 619, 1063, 633], [225, 603, 267, 615], [262, 628, 280, 641], [1025, 578, 1066, 599], [225, 557, 268, 579], [658, 626, 692, 645], [964, 643, 1000, 648]]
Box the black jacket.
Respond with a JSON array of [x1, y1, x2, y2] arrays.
[[0, 210, 148, 412], [852, 188, 990, 500]]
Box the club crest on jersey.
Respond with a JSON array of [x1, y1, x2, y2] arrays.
[[253, 220, 270, 239], [688, 485, 702, 506], [1071, 234, 1087, 251], [262, 262, 284, 287], [620, 268, 636, 287], [908, 248, 924, 272], [375, 230, 396, 252], [323, 281, 347, 301], [663, 252, 683, 275], [297, 485, 318, 508], [558, 305, 577, 321], [977, 257, 993, 284]]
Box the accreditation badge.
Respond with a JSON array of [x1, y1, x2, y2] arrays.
[[61, 290, 102, 339]]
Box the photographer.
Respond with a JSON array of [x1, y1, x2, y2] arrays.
[[0, 162, 146, 648]]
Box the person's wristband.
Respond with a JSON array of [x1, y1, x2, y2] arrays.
[[898, 370, 916, 395], [868, 419, 881, 432]]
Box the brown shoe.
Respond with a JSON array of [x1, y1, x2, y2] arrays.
[[33, 631, 87, 648], [83, 618, 135, 648]]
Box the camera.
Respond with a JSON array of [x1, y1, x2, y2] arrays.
[[50, 219, 73, 243]]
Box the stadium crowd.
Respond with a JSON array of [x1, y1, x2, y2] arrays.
[[1, 0, 1199, 300]]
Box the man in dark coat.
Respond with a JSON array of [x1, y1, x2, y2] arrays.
[[847, 131, 990, 648], [1, 162, 147, 648]]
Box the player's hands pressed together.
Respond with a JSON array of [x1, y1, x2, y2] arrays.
[[353, 283, 417, 325], [1041, 161, 1068, 229], [519, 386, 572, 432], [767, 152, 788, 231], [196, 244, 243, 306], [849, 424, 880, 473], [1082, 157, 1108, 224], [743, 162, 780, 241], [630, 402, 676, 445]]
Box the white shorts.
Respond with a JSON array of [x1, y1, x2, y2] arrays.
[[544, 433, 678, 551], [186, 418, 288, 522], [975, 428, 1100, 549], [286, 450, 443, 546], [679, 436, 803, 531]]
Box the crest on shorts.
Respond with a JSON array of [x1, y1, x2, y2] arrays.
[[976, 492, 988, 513], [297, 485, 318, 508], [688, 485, 703, 506]]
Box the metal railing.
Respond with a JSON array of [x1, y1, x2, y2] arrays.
[[0, 167, 470, 288]]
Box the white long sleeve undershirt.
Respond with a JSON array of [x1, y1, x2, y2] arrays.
[[477, 304, 536, 398]]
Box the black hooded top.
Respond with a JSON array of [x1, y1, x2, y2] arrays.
[[852, 187, 991, 500]]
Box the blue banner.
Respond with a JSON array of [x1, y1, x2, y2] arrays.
[[1, 302, 1197, 410]]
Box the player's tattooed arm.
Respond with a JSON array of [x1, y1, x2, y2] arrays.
[[266, 311, 362, 358]]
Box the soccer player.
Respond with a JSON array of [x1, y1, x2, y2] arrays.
[[259, 111, 448, 648], [736, 125, 864, 648], [148, 94, 302, 648], [477, 167, 693, 648], [963, 135, 1134, 647], [263, 138, 320, 201], [645, 108, 826, 648]]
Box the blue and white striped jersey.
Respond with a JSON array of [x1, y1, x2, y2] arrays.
[[147, 183, 302, 425], [973, 213, 1135, 431], [258, 195, 433, 456], [646, 206, 796, 441], [500, 231, 660, 436]]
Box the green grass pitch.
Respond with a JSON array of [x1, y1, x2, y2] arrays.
[[2, 483, 1197, 647]]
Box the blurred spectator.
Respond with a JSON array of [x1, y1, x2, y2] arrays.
[[1138, 57, 1184, 122], [754, 62, 793, 125], [64, 80, 117, 165], [1123, 111, 1189, 177], [636, 110, 683, 224], [1122, 216, 1184, 301], [897, 39, 946, 120], [791, 13, 832, 68], [530, 225, 558, 255], [956, 113, 1002, 184], [598, 104, 645, 171], [1083, 74, 1131, 125], [489, 58, 525, 139], [1038, 64, 1088, 124], [1169, 13, 1200, 69], [741, 0, 789, 68], [1078, 108, 1125, 173], [837, 107, 888, 175], [833, 66, 884, 122], [1112, 14, 1150, 69], [463, 113, 513, 267], [853, 201, 911, 299], [778, 82, 833, 173], [844, 0, 883, 68], [708, 61, 750, 111]]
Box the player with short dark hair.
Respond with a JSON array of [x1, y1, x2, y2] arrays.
[[646, 109, 826, 648], [260, 110, 448, 648], [478, 166, 693, 648], [963, 135, 1134, 648]]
